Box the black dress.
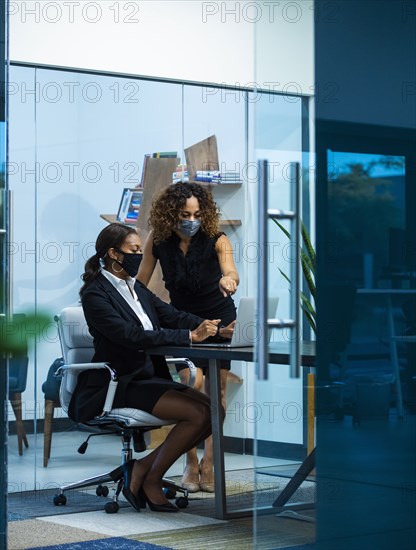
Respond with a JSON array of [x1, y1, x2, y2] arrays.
[[153, 231, 237, 372]]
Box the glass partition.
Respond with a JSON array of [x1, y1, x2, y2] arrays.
[[8, 66, 184, 491], [251, 91, 313, 532], [8, 66, 310, 525]]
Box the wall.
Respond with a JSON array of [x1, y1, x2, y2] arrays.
[[9, 0, 314, 92]]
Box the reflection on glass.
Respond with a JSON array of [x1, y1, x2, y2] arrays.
[[327, 151, 406, 288]]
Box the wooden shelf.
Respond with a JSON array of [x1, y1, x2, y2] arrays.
[[188, 181, 242, 186], [100, 214, 241, 228], [219, 220, 241, 227]]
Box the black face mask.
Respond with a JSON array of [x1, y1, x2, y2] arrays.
[[114, 248, 143, 278]]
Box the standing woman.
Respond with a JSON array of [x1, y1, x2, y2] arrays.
[[138, 181, 239, 493]]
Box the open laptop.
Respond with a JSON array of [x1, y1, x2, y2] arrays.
[[193, 296, 279, 348]]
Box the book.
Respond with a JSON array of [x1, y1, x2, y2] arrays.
[[117, 188, 143, 224], [152, 151, 178, 158]]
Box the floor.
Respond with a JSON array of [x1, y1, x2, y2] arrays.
[[7, 429, 316, 549]]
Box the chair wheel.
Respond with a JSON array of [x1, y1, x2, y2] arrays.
[[175, 496, 188, 509], [53, 494, 67, 506], [105, 501, 119, 514], [96, 484, 109, 497], [164, 488, 176, 499]]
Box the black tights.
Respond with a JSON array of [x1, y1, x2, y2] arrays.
[[130, 387, 219, 504]]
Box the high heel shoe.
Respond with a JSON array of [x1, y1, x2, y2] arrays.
[[138, 488, 179, 513], [181, 463, 200, 493], [199, 459, 215, 493], [121, 460, 145, 512]]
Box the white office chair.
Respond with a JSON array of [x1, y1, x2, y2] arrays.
[[52, 305, 196, 513]]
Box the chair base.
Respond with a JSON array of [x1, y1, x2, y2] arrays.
[[53, 461, 189, 513]]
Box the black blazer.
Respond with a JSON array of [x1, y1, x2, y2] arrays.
[[69, 273, 203, 422]]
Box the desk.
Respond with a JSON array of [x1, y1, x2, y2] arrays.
[[149, 342, 315, 519], [357, 289, 416, 418]]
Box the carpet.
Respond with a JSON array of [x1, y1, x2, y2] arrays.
[[8, 468, 315, 522], [26, 539, 173, 550], [8, 489, 130, 521]]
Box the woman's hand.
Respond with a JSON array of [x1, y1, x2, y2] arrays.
[[219, 276, 238, 297], [218, 320, 236, 340], [191, 319, 220, 343]]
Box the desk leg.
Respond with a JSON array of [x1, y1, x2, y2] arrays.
[[386, 296, 404, 418], [273, 448, 316, 508], [208, 358, 227, 519]]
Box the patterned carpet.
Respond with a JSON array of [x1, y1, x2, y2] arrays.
[[8, 468, 316, 550]]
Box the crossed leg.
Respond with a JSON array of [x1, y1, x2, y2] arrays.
[[129, 387, 215, 505]]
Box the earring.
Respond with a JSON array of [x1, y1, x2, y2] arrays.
[[111, 260, 124, 273]]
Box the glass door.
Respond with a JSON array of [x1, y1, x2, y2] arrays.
[[251, 90, 315, 542]]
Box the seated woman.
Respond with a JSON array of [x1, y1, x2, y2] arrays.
[[73, 223, 222, 513]]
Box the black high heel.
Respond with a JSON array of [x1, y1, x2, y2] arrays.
[[121, 460, 145, 512], [138, 487, 179, 513]]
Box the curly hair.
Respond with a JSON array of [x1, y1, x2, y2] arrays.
[[149, 182, 221, 244]]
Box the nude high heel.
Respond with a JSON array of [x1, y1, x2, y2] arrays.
[[181, 463, 200, 493], [199, 459, 215, 493]]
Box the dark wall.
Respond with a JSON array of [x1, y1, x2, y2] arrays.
[[315, 1, 416, 548]]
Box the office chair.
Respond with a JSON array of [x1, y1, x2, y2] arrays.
[[9, 356, 29, 455], [52, 305, 197, 513], [42, 357, 65, 467], [7, 314, 30, 456]]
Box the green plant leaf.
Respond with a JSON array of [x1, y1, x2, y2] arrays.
[[272, 218, 290, 240], [273, 217, 316, 333], [1, 313, 52, 355], [278, 268, 291, 285], [301, 222, 315, 267]]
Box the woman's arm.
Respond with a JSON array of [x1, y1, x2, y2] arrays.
[[137, 230, 157, 286], [215, 234, 240, 297]]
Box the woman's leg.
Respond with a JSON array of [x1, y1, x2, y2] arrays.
[[130, 388, 214, 505], [177, 367, 205, 491], [199, 368, 229, 491]]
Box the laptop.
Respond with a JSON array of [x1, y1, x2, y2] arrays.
[[193, 296, 279, 348]]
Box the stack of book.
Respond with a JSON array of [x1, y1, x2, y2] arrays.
[[172, 164, 189, 184], [194, 170, 221, 183], [193, 170, 241, 184], [219, 171, 241, 184], [152, 151, 177, 158]]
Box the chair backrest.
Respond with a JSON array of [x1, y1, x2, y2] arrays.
[[56, 306, 173, 426], [58, 306, 94, 365]]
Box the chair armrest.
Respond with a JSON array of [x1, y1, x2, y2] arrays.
[[165, 357, 197, 388], [55, 362, 114, 376], [56, 362, 118, 416]]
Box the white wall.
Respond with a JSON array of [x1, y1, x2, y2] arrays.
[[10, 0, 314, 92]]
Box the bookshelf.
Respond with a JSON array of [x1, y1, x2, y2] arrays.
[[100, 214, 241, 228], [100, 141, 243, 298]]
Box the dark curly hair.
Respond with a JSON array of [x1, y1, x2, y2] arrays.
[[149, 182, 221, 244]]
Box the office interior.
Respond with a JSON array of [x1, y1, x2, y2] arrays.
[[1, 1, 415, 549]]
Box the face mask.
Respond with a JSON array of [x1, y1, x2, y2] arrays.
[[178, 219, 201, 237], [114, 249, 143, 277]]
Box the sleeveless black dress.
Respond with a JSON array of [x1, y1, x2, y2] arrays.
[[153, 231, 237, 371]]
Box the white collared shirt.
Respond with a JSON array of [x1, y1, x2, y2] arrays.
[[101, 269, 154, 330]]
